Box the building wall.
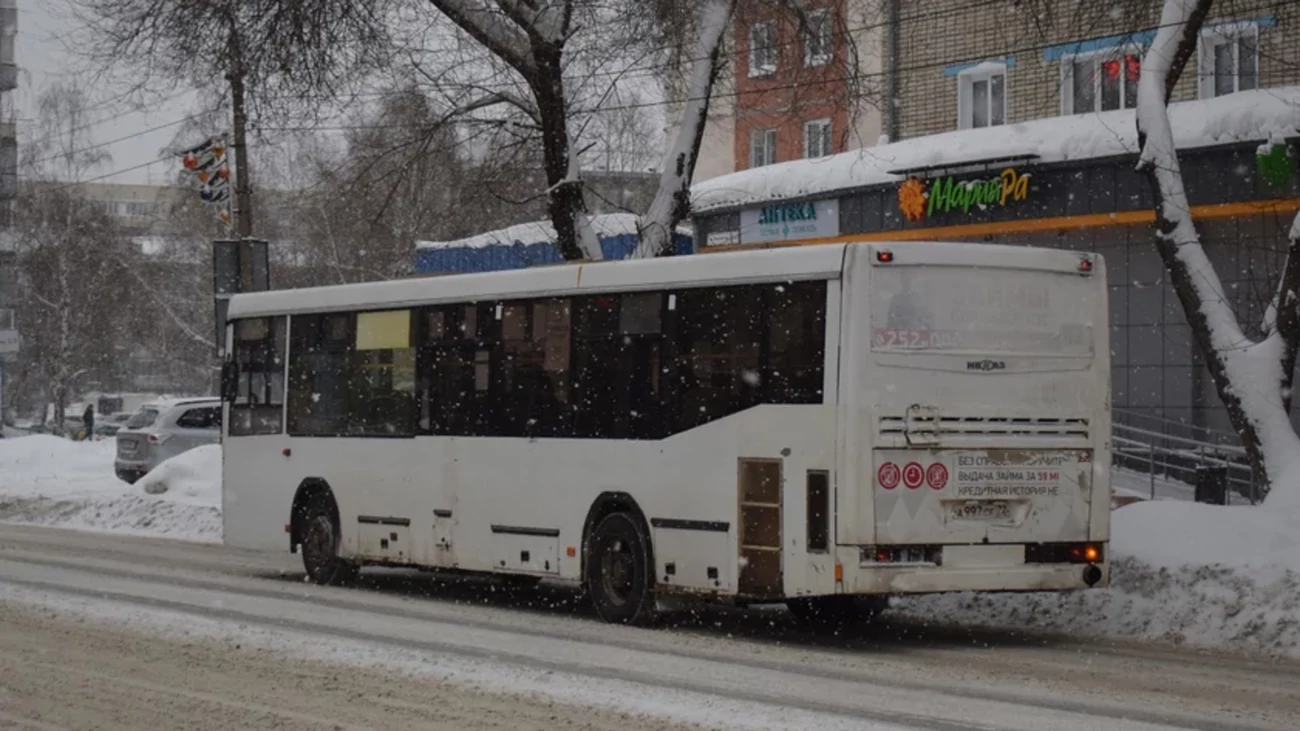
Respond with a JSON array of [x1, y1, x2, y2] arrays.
[[716, 0, 883, 174], [693, 85, 737, 182], [893, 0, 1300, 139]]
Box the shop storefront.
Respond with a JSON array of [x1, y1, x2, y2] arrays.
[[691, 103, 1300, 440]]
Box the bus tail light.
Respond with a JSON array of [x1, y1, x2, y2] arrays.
[[1079, 257, 1094, 273], [876, 250, 894, 263], [1025, 543, 1104, 564]]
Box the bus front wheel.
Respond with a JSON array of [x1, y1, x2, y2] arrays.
[[300, 495, 359, 586], [586, 512, 656, 625]]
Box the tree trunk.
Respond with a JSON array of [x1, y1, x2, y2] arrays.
[[531, 46, 592, 262], [229, 25, 254, 240], [635, 0, 735, 259], [1136, 0, 1300, 505]]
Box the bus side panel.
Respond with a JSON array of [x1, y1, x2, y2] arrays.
[[222, 432, 296, 552], [1090, 259, 1113, 545], [223, 404, 836, 598]]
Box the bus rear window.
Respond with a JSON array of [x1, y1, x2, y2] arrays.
[[870, 265, 1095, 356]]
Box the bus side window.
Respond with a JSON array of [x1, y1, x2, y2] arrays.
[[765, 280, 827, 404], [229, 316, 286, 436], [670, 286, 762, 433]]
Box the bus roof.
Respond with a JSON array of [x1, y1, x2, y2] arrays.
[[226, 240, 1099, 319], [227, 243, 849, 319]]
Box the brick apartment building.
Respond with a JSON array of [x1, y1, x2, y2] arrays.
[[894, 0, 1299, 138], [694, 0, 1297, 179], [694, 0, 884, 181], [688, 0, 1300, 442]]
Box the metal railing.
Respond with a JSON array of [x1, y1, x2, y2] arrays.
[[1111, 420, 1261, 505]]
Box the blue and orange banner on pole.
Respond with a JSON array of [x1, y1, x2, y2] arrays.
[[179, 134, 232, 228]]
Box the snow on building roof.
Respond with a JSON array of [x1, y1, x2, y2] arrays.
[[415, 212, 692, 250], [692, 86, 1300, 214]]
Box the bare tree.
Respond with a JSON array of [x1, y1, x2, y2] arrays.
[[13, 85, 137, 432], [71, 0, 395, 238], [1135, 0, 1300, 505], [410, 0, 737, 260]]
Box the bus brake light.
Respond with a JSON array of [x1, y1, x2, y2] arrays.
[[876, 250, 894, 263]]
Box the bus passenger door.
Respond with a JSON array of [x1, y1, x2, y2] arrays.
[[738, 458, 782, 598]]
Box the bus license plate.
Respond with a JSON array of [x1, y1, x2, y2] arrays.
[[947, 500, 1013, 522]]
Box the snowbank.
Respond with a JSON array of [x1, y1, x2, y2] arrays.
[[0, 435, 221, 542], [692, 86, 1300, 213], [137, 444, 222, 506], [894, 501, 1300, 659]]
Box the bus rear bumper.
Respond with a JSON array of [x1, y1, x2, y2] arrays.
[[843, 562, 1109, 595]]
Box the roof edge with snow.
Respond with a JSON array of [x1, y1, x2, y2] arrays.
[[417, 212, 694, 251], [691, 86, 1300, 215]]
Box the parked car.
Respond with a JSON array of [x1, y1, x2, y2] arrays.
[[114, 398, 223, 484]]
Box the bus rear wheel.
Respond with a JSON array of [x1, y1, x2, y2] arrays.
[[787, 595, 887, 626], [300, 495, 359, 586], [586, 512, 656, 625]]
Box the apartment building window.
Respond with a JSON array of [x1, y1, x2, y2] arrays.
[[749, 22, 777, 77], [957, 63, 1006, 130], [804, 119, 832, 158], [803, 9, 832, 67], [1199, 23, 1258, 98], [750, 129, 778, 168], [1061, 51, 1142, 114]]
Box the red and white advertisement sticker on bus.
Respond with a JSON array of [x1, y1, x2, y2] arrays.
[[875, 450, 1092, 496]]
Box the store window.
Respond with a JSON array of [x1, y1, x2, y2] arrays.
[[1062, 51, 1141, 114], [749, 22, 777, 77], [1198, 23, 1258, 98], [804, 119, 832, 158], [803, 9, 832, 67], [750, 128, 778, 168], [958, 63, 1006, 129]]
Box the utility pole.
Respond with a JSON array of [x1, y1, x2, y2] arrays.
[[210, 18, 268, 365]]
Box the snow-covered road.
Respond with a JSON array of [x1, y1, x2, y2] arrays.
[[1, 524, 1297, 731]]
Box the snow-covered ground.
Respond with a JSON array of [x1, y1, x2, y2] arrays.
[[0, 435, 221, 542], [0, 435, 1296, 660], [895, 500, 1300, 660]]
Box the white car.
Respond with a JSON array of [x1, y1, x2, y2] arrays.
[[114, 398, 222, 484]]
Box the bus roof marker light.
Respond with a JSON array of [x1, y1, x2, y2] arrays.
[[1079, 257, 1094, 273], [876, 250, 894, 263]]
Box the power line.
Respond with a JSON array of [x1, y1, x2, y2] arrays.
[[26, 113, 204, 168], [22, 88, 195, 151]]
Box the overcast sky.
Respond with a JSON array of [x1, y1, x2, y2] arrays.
[[15, 1, 668, 189], [17, 0, 200, 186]]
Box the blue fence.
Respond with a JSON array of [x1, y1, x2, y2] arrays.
[[414, 230, 694, 275]]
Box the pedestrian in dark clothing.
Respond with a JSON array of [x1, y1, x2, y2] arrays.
[[82, 404, 95, 441]]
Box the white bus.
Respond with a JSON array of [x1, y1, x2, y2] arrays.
[[221, 241, 1111, 624]]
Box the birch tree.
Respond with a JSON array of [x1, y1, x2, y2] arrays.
[[415, 0, 737, 260], [14, 86, 136, 433], [1136, 0, 1300, 505]]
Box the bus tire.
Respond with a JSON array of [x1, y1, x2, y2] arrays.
[[586, 512, 656, 625], [786, 595, 887, 626], [300, 494, 359, 586]]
